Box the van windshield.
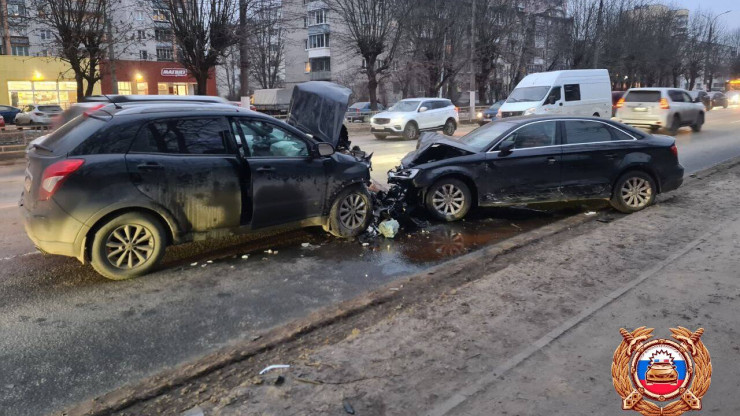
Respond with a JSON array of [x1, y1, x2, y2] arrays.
[[506, 86, 550, 103]]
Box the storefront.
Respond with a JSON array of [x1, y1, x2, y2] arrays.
[[0, 56, 101, 108], [100, 60, 217, 97]]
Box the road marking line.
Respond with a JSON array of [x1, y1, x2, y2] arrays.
[[0, 251, 40, 262], [426, 220, 729, 416]]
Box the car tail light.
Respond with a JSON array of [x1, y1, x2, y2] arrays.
[[670, 144, 678, 158], [83, 104, 105, 117], [660, 98, 670, 110], [39, 159, 84, 201], [616, 97, 625, 108]]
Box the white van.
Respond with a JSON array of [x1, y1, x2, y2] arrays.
[[498, 69, 612, 119]]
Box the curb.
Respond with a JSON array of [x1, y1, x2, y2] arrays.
[[59, 156, 740, 416]]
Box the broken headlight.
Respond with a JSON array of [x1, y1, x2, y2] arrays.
[[391, 168, 419, 179]]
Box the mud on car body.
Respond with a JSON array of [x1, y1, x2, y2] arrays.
[[388, 116, 683, 222], [21, 82, 373, 280]]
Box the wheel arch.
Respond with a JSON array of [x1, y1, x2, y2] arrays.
[[423, 172, 479, 207], [613, 165, 662, 196]]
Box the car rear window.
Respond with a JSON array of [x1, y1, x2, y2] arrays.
[[38, 116, 107, 152], [39, 105, 63, 112], [624, 91, 661, 102]]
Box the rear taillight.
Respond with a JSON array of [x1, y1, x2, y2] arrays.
[[39, 159, 84, 201], [616, 97, 625, 108], [670, 144, 678, 158], [660, 98, 670, 110]]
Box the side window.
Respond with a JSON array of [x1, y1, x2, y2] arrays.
[[498, 121, 557, 150], [420, 101, 434, 111], [72, 122, 140, 155], [607, 125, 636, 141], [564, 121, 614, 144], [564, 84, 581, 101], [130, 118, 231, 154], [682, 92, 693, 103], [547, 86, 562, 103], [233, 119, 309, 158], [668, 91, 684, 102]]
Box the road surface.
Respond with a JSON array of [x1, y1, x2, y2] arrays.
[[0, 107, 738, 415]]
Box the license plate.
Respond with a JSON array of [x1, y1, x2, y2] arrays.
[[633, 107, 647, 112]]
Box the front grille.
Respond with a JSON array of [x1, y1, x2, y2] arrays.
[[501, 111, 523, 118], [374, 118, 390, 125]]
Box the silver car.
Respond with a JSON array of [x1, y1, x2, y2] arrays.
[[615, 88, 705, 135]]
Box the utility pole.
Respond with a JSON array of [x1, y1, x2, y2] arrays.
[[593, 0, 603, 68], [704, 10, 731, 91], [469, 0, 476, 122]]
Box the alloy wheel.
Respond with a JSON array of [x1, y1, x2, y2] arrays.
[[339, 193, 367, 229], [443, 121, 455, 135], [432, 184, 465, 216], [105, 224, 155, 269], [405, 123, 418, 139], [620, 177, 652, 209]]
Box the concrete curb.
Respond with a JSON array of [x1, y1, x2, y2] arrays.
[[58, 156, 740, 416]]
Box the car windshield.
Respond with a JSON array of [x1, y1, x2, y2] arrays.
[[506, 87, 550, 103], [457, 120, 516, 151], [39, 105, 63, 112], [624, 91, 661, 102], [390, 101, 420, 112]]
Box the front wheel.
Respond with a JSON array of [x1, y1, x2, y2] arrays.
[[90, 212, 167, 280], [326, 186, 372, 238], [425, 178, 472, 222], [691, 113, 704, 132], [609, 171, 656, 213], [442, 119, 456, 136], [403, 122, 419, 140]]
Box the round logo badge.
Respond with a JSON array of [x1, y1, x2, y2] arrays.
[[630, 339, 693, 401]]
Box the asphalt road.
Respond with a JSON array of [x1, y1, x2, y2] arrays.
[[0, 107, 738, 416]]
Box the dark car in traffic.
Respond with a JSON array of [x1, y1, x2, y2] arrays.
[[0, 105, 21, 123], [389, 116, 683, 221], [477, 100, 505, 125], [21, 82, 373, 280], [346, 102, 385, 122], [710, 92, 729, 109]]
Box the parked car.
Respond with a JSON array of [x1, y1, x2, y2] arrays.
[[615, 88, 705, 135], [14, 104, 63, 125], [689, 90, 711, 111], [55, 95, 230, 128], [0, 105, 21, 123], [346, 102, 385, 122], [710, 92, 729, 109], [388, 116, 683, 221], [477, 100, 505, 125], [498, 69, 612, 118], [21, 82, 373, 280], [370, 98, 459, 140], [611, 91, 625, 116]]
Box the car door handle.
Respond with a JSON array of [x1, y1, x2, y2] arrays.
[[256, 166, 275, 172], [547, 157, 558, 164], [136, 162, 164, 170]]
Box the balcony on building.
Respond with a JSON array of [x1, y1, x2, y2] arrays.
[[309, 70, 331, 81]]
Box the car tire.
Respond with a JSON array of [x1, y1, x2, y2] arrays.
[[609, 171, 656, 214], [691, 113, 704, 132], [425, 178, 472, 222], [666, 115, 680, 135], [90, 212, 167, 280], [403, 121, 419, 140], [443, 119, 456, 136], [326, 185, 372, 238], [373, 133, 388, 140], [592, 112, 600, 117]]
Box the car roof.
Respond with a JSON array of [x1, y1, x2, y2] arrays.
[[625, 87, 686, 92], [81, 94, 228, 104], [400, 97, 449, 101]]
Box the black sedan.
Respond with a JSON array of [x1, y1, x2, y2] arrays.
[[388, 116, 683, 221], [710, 92, 729, 109]]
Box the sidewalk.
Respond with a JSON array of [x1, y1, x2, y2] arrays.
[[111, 160, 740, 416]]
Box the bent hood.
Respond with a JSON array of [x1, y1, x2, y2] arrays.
[[287, 81, 352, 147], [401, 132, 476, 167]]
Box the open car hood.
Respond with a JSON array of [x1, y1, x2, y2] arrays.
[[401, 132, 476, 167], [286, 81, 352, 147]]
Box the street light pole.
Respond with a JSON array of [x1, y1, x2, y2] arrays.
[[704, 10, 731, 91], [469, 0, 476, 122]]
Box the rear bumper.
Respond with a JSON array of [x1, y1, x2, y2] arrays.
[[660, 165, 684, 193], [22, 199, 88, 261], [616, 114, 668, 129]]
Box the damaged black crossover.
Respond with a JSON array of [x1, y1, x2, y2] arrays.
[[388, 116, 683, 221], [21, 82, 372, 280]]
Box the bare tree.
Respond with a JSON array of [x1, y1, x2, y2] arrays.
[[219, 44, 241, 100], [30, 0, 131, 99], [473, 0, 521, 102], [248, 0, 284, 89], [166, 0, 238, 94], [326, 0, 410, 110]]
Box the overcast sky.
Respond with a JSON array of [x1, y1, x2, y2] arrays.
[[672, 0, 739, 31]]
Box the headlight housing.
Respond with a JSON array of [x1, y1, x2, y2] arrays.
[[390, 168, 419, 179], [523, 107, 537, 115]]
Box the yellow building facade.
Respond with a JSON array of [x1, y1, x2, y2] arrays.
[[0, 56, 101, 109]]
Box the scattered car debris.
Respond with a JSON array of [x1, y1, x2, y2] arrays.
[[259, 364, 291, 375], [190, 262, 198, 267], [301, 242, 311, 248], [265, 249, 274, 254], [378, 219, 400, 238], [343, 399, 356, 414], [361, 242, 370, 247], [585, 211, 597, 216], [241, 254, 249, 259], [206, 260, 213, 264]]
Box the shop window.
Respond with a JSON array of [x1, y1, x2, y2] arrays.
[[59, 82, 77, 91], [137, 82, 148, 95], [118, 82, 132, 95], [157, 48, 173, 61]]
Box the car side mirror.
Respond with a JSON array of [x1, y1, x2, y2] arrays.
[[419, 107, 428, 113], [315, 142, 335, 157], [498, 141, 515, 156]]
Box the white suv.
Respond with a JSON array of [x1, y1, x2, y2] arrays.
[[370, 98, 459, 140], [615, 88, 705, 135]]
